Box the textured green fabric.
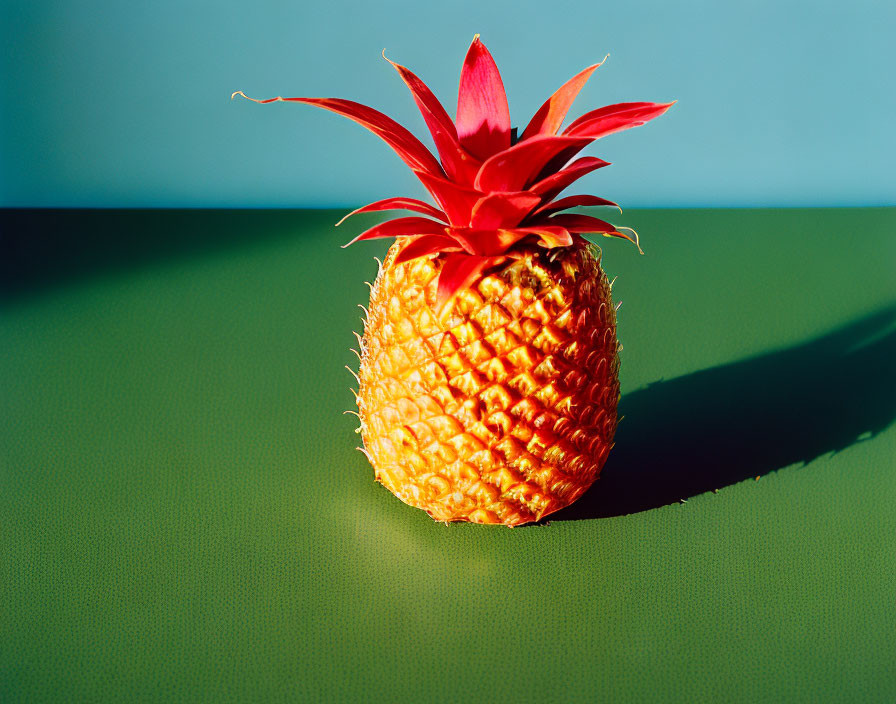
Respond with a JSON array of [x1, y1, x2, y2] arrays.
[[1, 208, 894, 702]]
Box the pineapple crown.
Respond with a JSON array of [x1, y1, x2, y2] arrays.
[[233, 35, 673, 307]]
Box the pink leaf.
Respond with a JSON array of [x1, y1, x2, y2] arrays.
[[564, 101, 675, 140], [470, 192, 542, 229], [456, 36, 511, 160], [474, 135, 593, 192], [231, 92, 444, 178], [335, 197, 448, 226], [520, 57, 606, 140], [529, 156, 611, 202], [342, 216, 446, 247]]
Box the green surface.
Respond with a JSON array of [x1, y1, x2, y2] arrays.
[[2, 208, 895, 702]]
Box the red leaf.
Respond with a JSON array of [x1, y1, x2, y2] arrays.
[[436, 253, 507, 310], [382, 53, 482, 185], [231, 92, 444, 177], [520, 57, 606, 140], [335, 197, 448, 226], [564, 101, 675, 140], [541, 213, 617, 233], [532, 194, 621, 218], [445, 227, 533, 256], [383, 52, 457, 139], [342, 216, 446, 247], [601, 227, 641, 251], [456, 36, 511, 160], [470, 192, 542, 229], [474, 135, 593, 192], [414, 170, 484, 226], [540, 214, 641, 251], [529, 156, 611, 202], [511, 225, 573, 248], [393, 234, 465, 265]]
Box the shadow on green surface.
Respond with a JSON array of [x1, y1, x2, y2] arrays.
[[0, 208, 338, 302], [553, 306, 896, 521], [5, 209, 893, 524]]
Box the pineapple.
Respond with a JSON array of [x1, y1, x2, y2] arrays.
[[233, 36, 672, 525]]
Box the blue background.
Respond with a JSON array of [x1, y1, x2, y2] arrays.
[[1, 0, 893, 208]]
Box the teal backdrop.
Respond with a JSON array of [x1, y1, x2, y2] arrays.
[[1, 0, 894, 208]]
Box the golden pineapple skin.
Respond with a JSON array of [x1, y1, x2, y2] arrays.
[[357, 241, 620, 526]]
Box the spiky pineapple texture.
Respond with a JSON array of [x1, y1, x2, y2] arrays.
[[358, 241, 619, 525], [234, 36, 672, 524]]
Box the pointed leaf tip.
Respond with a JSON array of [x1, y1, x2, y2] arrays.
[[615, 226, 644, 254], [529, 156, 612, 201], [382, 48, 481, 184], [543, 213, 619, 235], [231, 90, 284, 104], [456, 35, 511, 160], [393, 234, 465, 265], [231, 92, 445, 179], [532, 194, 622, 218], [336, 197, 448, 227], [521, 55, 608, 140], [543, 214, 642, 253], [564, 101, 674, 140], [343, 216, 447, 247]]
